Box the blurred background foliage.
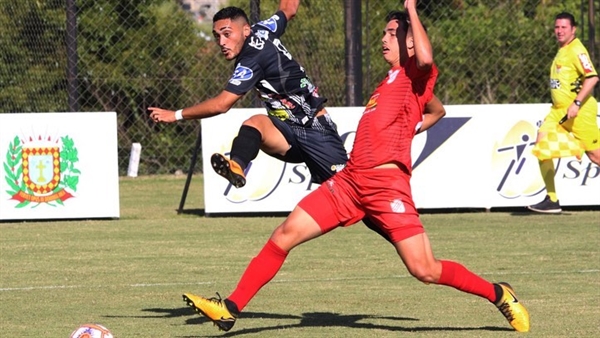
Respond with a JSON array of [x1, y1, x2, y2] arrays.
[[0, 0, 597, 174]]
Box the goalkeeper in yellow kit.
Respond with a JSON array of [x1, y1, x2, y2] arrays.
[[528, 12, 599, 213]]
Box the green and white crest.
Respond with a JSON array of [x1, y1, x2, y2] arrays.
[[4, 135, 81, 208]]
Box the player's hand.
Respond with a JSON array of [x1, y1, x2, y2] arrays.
[[404, 0, 417, 12], [148, 107, 177, 123], [566, 104, 580, 121]]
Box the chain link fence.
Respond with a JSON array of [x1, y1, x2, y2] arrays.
[[1, 0, 598, 175]]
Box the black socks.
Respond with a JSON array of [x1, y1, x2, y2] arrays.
[[230, 125, 262, 170], [493, 283, 503, 304]]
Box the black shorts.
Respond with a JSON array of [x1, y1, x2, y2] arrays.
[[268, 114, 348, 184]]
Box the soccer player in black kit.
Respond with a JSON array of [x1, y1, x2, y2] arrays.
[[150, 0, 445, 242], [149, 0, 348, 187]]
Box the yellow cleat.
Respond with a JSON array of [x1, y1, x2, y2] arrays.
[[182, 293, 239, 332], [494, 282, 530, 332], [211, 153, 246, 188]]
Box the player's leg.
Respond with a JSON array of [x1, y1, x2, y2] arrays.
[[211, 114, 293, 188], [365, 169, 529, 332], [527, 154, 561, 213], [225, 172, 361, 313], [363, 217, 393, 243], [570, 104, 600, 166], [226, 202, 326, 311], [235, 115, 289, 163], [183, 200, 324, 332], [291, 111, 349, 184], [528, 109, 563, 213], [360, 169, 443, 284], [585, 147, 600, 165], [393, 232, 529, 332], [183, 172, 362, 331]]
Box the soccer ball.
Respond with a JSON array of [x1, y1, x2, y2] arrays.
[[69, 324, 114, 338]]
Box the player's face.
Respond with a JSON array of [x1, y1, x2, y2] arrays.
[[213, 18, 250, 60], [554, 18, 576, 47], [381, 20, 400, 66]]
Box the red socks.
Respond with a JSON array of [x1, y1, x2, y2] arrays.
[[228, 239, 288, 311], [227, 246, 497, 312], [438, 260, 496, 303]]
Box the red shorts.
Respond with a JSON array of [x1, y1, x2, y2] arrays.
[[298, 167, 424, 243]]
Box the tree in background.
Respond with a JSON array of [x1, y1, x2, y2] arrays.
[[0, 0, 596, 174], [362, 0, 592, 104], [75, 0, 230, 173], [0, 1, 67, 112]]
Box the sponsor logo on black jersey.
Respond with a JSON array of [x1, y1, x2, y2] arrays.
[[256, 15, 279, 32], [229, 64, 253, 86]]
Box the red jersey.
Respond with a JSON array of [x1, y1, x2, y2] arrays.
[[407, 57, 438, 120], [347, 56, 438, 174]]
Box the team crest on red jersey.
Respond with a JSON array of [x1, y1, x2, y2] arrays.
[[364, 93, 379, 114]]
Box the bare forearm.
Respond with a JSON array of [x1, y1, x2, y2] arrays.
[[419, 114, 442, 133], [418, 95, 445, 133], [182, 97, 229, 120], [576, 76, 599, 103], [407, 6, 433, 69], [149, 90, 240, 123]]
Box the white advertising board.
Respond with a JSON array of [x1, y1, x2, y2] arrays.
[[202, 105, 600, 214], [0, 112, 120, 220]]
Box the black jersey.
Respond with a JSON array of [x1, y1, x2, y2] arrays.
[[224, 11, 326, 127]]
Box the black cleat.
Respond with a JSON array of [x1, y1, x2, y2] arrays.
[[211, 153, 246, 188], [527, 195, 562, 214]]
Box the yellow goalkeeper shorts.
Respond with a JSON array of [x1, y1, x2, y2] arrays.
[[540, 104, 599, 151]]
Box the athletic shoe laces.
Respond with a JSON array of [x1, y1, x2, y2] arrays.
[[207, 292, 226, 307], [497, 301, 515, 322]]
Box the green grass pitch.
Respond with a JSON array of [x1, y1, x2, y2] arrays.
[[1, 175, 598, 337]]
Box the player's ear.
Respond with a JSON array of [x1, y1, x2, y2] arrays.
[[243, 24, 251, 38], [407, 36, 414, 50]]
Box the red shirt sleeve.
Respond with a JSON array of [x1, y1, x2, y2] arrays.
[[405, 57, 438, 110]]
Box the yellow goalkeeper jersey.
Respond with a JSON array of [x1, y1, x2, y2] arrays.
[[549, 38, 597, 109]]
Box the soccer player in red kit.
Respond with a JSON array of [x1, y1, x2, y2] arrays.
[[182, 0, 530, 333]]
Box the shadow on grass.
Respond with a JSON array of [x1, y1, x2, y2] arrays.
[[177, 208, 206, 217], [116, 307, 512, 337], [509, 210, 574, 216]]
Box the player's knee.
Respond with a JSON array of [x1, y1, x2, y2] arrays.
[[405, 262, 439, 284], [586, 149, 600, 166], [271, 223, 294, 241], [242, 115, 269, 130], [271, 220, 306, 251]]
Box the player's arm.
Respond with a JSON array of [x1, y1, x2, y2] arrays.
[[279, 0, 300, 21], [566, 48, 599, 120], [148, 91, 242, 123], [417, 95, 445, 134], [575, 75, 599, 104], [405, 0, 433, 70], [566, 75, 599, 120]]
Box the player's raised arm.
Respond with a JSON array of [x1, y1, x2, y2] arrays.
[[148, 90, 242, 123], [279, 0, 300, 21], [405, 0, 432, 70]]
